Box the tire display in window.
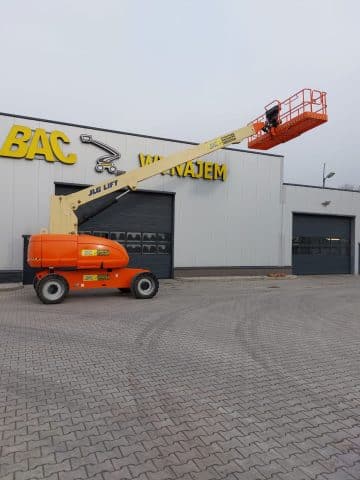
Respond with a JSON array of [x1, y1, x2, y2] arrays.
[[79, 230, 172, 255]]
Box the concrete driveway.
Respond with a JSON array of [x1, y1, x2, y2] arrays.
[[1, 276, 360, 480]]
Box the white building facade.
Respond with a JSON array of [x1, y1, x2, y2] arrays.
[[0, 113, 358, 283]]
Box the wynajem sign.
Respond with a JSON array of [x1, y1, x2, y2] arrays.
[[0, 125, 227, 181]]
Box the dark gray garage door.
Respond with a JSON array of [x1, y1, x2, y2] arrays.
[[23, 184, 174, 284], [292, 214, 352, 275]]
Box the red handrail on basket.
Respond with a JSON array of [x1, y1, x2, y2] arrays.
[[248, 88, 328, 150]]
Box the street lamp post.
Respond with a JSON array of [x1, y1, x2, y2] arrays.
[[322, 163, 335, 188]]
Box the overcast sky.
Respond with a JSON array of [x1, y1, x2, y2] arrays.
[[0, 0, 358, 187]]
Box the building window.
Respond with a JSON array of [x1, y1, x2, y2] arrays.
[[293, 236, 350, 256], [109, 232, 126, 242]]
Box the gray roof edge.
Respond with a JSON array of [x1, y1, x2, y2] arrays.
[[0, 111, 284, 158]]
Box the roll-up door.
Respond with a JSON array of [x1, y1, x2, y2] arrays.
[[292, 214, 352, 275]]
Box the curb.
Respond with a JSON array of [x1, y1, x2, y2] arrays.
[[0, 283, 24, 292], [175, 275, 297, 282]]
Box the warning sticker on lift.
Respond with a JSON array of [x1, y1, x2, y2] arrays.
[[206, 133, 237, 152], [83, 274, 110, 282], [81, 250, 97, 256], [206, 137, 224, 151], [81, 249, 110, 256], [98, 250, 110, 256]]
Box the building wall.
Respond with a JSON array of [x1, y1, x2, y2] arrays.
[[0, 113, 285, 275], [283, 184, 360, 273]]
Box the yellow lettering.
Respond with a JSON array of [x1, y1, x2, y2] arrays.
[[214, 163, 227, 181], [155, 155, 169, 175], [139, 153, 154, 167], [175, 164, 185, 176], [137, 152, 227, 181], [183, 161, 195, 177], [195, 161, 204, 178], [139, 153, 171, 175], [50, 131, 77, 165], [0, 124, 32, 158], [26, 128, 54, 161], [204, 162, 213, 180]]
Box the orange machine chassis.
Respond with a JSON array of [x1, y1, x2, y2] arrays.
[[28, 234, 159, 303], [34, 267, 148, 291]]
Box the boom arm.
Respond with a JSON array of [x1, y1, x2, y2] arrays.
[[49, 122, 264, 234]]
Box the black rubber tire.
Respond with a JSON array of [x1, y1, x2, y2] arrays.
[[118, 288, 131, 293], [131, 272, 159, 299], [36, 274, 69, 305], [33, 276, 39, 292]]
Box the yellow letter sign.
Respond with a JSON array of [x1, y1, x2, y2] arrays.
[[0, 124, 77, 164]]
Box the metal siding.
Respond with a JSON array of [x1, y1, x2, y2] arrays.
[[166, 148, 283, 268]]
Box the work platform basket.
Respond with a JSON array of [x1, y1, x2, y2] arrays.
[[248, 88, 328, 150]]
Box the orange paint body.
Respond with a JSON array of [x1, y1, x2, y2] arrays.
[[28, 234, 148, 291], [248, 112, 328, 150]]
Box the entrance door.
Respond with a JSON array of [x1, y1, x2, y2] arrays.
[[23, 185, 175, 284], [292, 214, 352, 275]]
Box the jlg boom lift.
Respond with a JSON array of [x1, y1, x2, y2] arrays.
[[28, 88, 328, 304]]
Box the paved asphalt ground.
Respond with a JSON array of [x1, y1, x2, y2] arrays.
[[1, 276, 360, 480]]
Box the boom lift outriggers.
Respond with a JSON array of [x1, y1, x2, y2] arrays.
[[28, 88, 328, 304]]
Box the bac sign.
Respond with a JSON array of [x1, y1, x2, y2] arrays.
[[0, 124, 77, 164]]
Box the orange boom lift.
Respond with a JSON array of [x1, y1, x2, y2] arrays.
[[28, 88, 327, 304]]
